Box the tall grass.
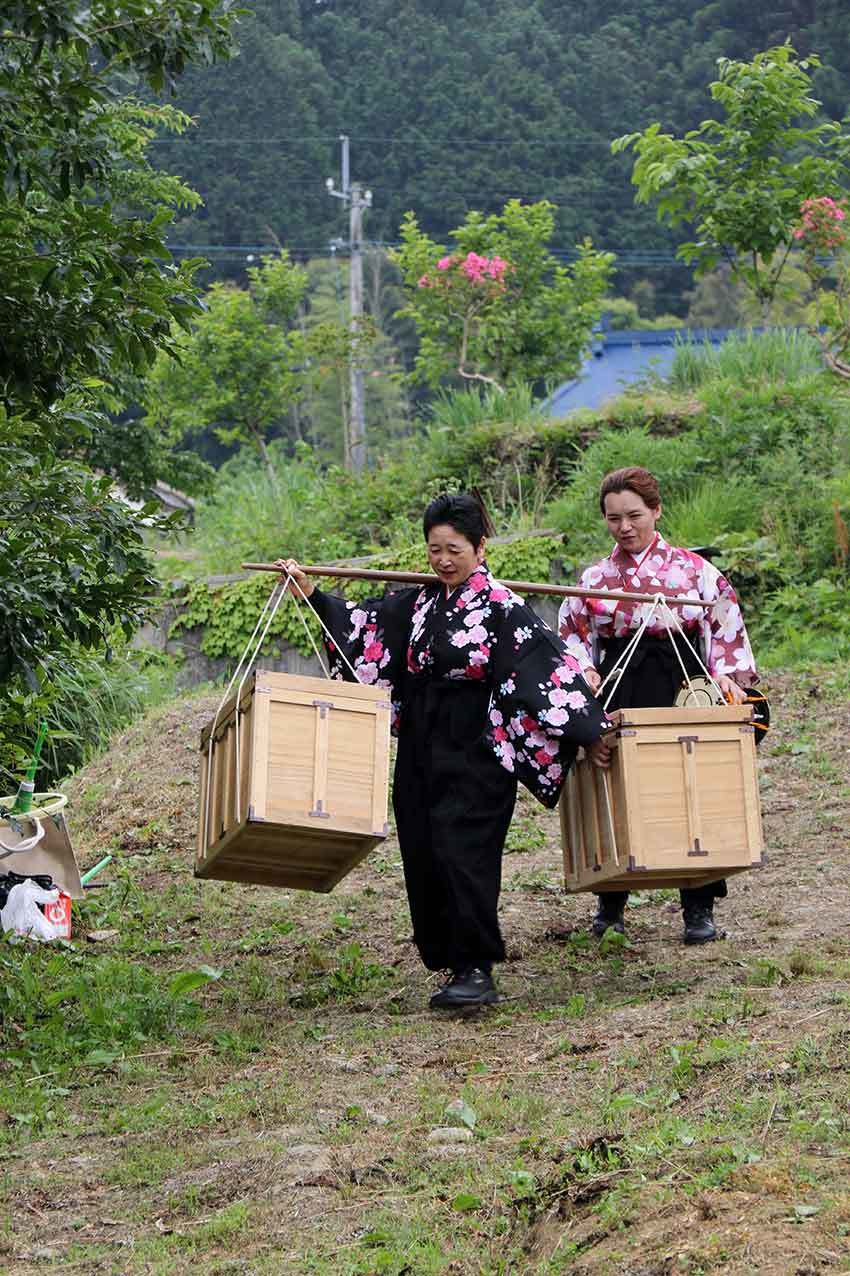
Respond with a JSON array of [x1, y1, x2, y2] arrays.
[[33, 647, 177, 784], [661, 479, 764, 548], [175, 390, 579, 578], [669, 328, 823, 391], [188, 446, 360, 576], [428, 383, 542, 431], [544, 426, 707, 564]]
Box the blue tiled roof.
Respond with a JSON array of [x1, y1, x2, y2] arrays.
[[545, 326, 737, 415]]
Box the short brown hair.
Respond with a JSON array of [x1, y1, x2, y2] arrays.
[[599, 467, 661, 514]]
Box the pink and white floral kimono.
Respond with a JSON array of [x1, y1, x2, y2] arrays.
[[310, 566, 607, 972], [557, 534, 759, 910], [557, 534, 758, 708]]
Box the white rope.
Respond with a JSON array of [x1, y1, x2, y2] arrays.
[[657, 599, 726, 702], [0, 818, 45, 857], [595, 591, 727, 711], [203, 580, 285, 849], [288, 583, 332, 679], [204, 573, 370, 843], [298, 583, 369, 685], [598, 594, 663, 711], [232, 580, 292, 823]]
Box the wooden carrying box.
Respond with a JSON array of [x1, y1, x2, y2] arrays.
[[560, 705, 763, 893], [196, 670, 391, 892]]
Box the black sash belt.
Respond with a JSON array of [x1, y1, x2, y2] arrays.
[[597, 631, 703, 712]]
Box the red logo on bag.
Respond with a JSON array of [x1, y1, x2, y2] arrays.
[[43, 893, 71, 938]]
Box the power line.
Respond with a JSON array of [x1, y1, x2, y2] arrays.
[[150, 134, 618, 147], [166, 242, 693, 266]]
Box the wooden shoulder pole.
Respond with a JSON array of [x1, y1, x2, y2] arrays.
[[241, 562, 714, 609]]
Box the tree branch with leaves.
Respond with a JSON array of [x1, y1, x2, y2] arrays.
[[392, 200, 613, 393], [612, 44, 850, 321], [0, 0, 238, 763]]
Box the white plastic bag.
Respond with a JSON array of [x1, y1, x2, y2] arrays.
[[0, 879, 64, 941]]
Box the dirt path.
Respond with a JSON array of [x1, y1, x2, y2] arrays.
[[0, 669, 848, 1274]]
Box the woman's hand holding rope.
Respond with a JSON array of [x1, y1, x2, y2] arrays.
[[273, 558, 315, 599]]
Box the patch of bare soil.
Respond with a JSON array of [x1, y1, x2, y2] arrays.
[[1, 669, 848, 1274]]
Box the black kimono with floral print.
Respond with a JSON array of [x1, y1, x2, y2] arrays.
[[310, 566, 607, 806], [309, 567, 607, 972]]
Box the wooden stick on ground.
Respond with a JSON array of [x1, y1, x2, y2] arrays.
[[241, 561, 714, 609]]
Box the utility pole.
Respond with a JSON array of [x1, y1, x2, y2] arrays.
[[326, 134, 372, 473]]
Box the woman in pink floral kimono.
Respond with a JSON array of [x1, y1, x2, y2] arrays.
[[279, 493, 608, 1009], [558, 466, 759, 946]]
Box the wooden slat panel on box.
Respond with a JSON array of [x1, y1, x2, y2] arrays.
[[196, 670, 391, 892], [560, 704, 764, 893]]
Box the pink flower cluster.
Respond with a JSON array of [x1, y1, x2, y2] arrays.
[[794, 196, 847, 250], [418, 251, 511, 289]]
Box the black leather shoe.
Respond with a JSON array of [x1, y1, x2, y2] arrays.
[[429, 967, 498, 1009], [591, 899, 626, 938], [683, 906, 719, 945]]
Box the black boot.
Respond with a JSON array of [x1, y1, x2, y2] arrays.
[[429, 966, 498, 1009], [683, 904, 719, 945], [591, 892, 627, 938]]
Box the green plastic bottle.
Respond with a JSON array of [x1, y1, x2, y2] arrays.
[[10, 720, 48, 815]]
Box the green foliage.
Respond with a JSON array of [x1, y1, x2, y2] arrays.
[[393, 201, 613, 390], [546, 426, 707, 562], [160, 4, 850, 316], [605, 296, 685, 331], [758, 578, 850, 666], [0, 643, 177, 788], [171, 393, 588, 579], [1, 0, 236, 411], [0, 0, 238, 760], [0, 945, 215, 1093], [296, 254, 414, 464], [613, 45, 850, 313], [290, 941, 394, 1007], [668, 328, 823, 390], [0, 435, 163, 684], [171, 336, 850, 674], [144, 254, 370, 472], [660, 479, 764, 548], [172, 573, 321, 661]]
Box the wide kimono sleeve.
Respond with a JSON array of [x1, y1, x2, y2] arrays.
[[308, 586, 419, 730], [556, 568, 598, 674], [697, 560, 759, 688], [487, 601, 610, 809]]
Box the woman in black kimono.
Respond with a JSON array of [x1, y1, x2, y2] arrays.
[[278, 493, 608, 1009]]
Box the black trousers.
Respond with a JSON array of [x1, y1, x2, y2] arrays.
[[393, 679, 517, 972], [597, 632, 727, 914]]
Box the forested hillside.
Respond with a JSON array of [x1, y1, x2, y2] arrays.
[[158, 1, 850, 308]]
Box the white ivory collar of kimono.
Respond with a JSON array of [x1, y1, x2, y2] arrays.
[[612, 532, 669, 567]]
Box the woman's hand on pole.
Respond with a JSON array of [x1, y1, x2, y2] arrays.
[[583, 667, 601, 694], [273, 558, 315, 599], [589, 738, 612, 769], [716, 675, 746, 704]]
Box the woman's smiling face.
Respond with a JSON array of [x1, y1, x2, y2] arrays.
[[602, 488, 662, 555], [426, 522, 484, 588]]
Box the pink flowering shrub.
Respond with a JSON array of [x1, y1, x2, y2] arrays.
[[418, 251, 512, 292], [795, 196, 850, 380], [394, 201, 613, 391], [794, 196, 848, 252]]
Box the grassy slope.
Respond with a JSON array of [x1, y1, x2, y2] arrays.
[[1, 670, 849, 1275]]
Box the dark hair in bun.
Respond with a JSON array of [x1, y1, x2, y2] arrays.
[[422, 490, 495, 548]]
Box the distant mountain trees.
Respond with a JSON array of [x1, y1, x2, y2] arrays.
[[160, 2, 850, 310]]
